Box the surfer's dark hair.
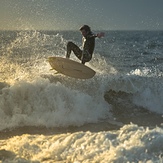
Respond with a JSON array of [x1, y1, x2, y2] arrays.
[[79, 25, 91, 32]]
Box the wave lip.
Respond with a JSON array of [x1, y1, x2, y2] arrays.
[[0, 78, 110, 131]]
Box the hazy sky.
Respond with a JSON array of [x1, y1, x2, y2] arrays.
[[0, 0, 163, 30]]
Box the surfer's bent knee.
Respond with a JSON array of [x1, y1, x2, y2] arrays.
[[67, 41, 74, 47]]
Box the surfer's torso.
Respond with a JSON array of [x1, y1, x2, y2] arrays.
[[82, 32, 97, 62]]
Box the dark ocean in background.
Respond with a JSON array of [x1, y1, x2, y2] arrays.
[[0, 30, 163, 162]]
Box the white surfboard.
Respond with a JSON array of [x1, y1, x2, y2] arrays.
[[48, 56, 96, 79]]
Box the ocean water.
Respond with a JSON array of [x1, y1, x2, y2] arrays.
[[0, 30, 163, 162]]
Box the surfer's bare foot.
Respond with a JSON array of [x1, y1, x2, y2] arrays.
[[66, 53, 69, 59]]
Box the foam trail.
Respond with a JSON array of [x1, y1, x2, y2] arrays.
[[0, 124, 163, 162]]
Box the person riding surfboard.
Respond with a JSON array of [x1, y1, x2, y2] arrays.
[[66, 25, 104, 64]]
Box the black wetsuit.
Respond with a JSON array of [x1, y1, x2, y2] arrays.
[[66, 32, 97, 64]]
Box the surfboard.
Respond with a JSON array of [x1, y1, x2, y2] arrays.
[[48, 56, 96, 79]]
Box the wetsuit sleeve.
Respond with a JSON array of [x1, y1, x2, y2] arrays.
[[86, 34, 97, 39]]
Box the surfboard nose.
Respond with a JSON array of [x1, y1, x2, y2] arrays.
[[48, 57, 56, 62]]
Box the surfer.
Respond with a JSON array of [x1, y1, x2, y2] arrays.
[[66, 25, 104, 64]]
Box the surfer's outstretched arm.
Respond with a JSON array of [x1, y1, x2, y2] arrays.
[[96, 32, 105, 38], [87, 32, 105, 38]]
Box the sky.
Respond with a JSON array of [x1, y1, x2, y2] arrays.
[[0, 0, 163, 31]]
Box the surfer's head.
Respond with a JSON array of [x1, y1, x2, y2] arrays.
[[80, 25, 91, 32], [80, 25, 91, 36]]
